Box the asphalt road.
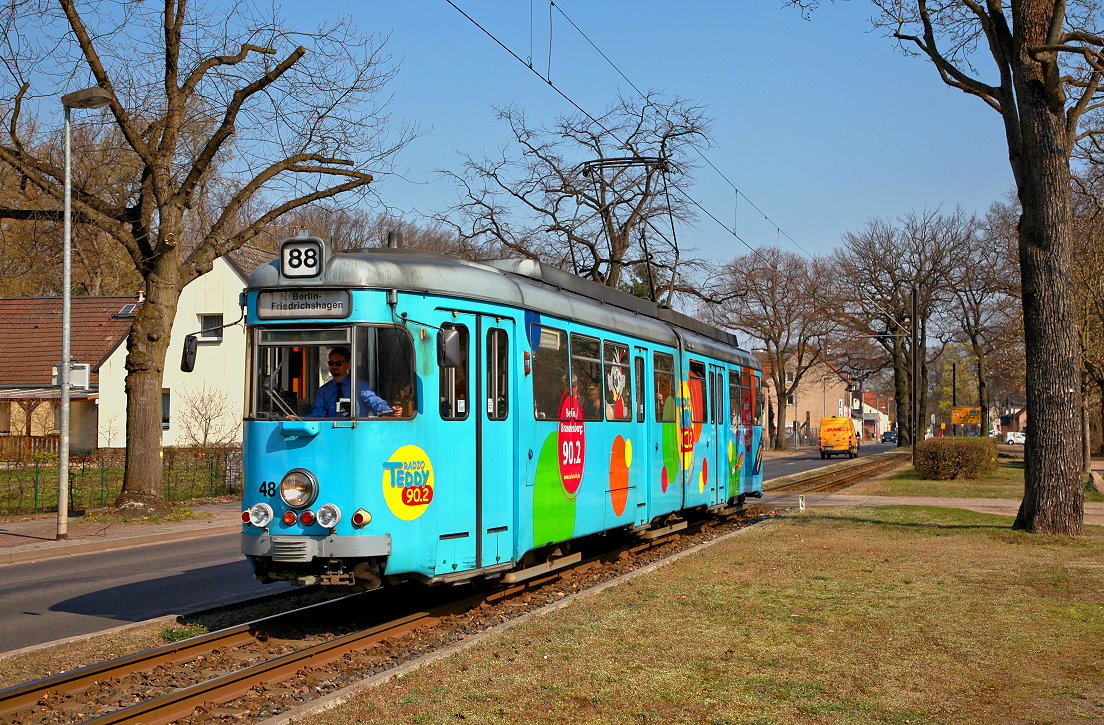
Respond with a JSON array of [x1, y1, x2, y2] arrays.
[[765, 442, 897, 480], [0, 533, 288, 654]]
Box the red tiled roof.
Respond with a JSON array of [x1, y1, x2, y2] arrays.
[[0, 297, 136, 386], [224, 244, 276, 280]]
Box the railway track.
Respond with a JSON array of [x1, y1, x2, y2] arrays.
[[765, 452, 910, 496], [0, 508, 761, 725]]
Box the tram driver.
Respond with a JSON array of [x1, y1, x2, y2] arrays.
[[310, 346, 402, 417]]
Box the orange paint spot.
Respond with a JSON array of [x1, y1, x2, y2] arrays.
[[609, 436, 630, 517]]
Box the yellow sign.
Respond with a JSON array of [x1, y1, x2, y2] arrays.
[[952, 407, 982, 424]]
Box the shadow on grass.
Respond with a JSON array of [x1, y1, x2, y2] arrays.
[[793, 505, 1017, 532]]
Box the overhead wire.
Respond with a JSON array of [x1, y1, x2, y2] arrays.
[[444, 0, 758, 258], [549, 1, 819, 261]]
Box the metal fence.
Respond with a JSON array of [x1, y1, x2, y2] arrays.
[[0, 448, 243, 516]]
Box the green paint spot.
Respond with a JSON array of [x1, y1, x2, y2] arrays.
[[533, 432, 576, 546], [661, 397, 681, 485]]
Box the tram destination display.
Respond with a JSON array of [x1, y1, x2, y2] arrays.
[[256, 289, 350, 319]]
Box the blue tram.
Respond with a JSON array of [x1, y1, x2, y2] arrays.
[[235, 236, 763, 589]]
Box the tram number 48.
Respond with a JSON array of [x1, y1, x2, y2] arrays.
[[259, 481, 278, 497]]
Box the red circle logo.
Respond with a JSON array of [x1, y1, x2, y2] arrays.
[[558, 392, 585, 496]]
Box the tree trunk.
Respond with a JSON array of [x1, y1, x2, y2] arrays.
[[774, 389, 788, 450], [973, 341, 989, 436], [1011, 104, 1084, 534], [113, 253, 182, 516], [894, 351, 910, 447], [1083, 396, 1091, 475]]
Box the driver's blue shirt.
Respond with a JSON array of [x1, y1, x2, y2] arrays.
[[310, 378, 393, 417]]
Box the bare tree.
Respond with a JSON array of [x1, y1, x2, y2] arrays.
[[0, 0, 413, 514], [438, 92, 712, 301], [837, 210, 967, 448], [1071, 176, 1104, 459], [261, 204, 478, 258], [787, 1, 1100, 534], [710, 247, 841, 450], [940, 211, 1020, 437], [178, 385, 240, 452]]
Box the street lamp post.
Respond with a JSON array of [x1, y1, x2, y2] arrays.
[[57, 85, 113, 541]]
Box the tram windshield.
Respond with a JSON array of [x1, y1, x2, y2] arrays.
[[250, 325, 417, 419]]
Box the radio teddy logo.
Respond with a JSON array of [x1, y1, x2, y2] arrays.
[[382, 445, 434, 521]]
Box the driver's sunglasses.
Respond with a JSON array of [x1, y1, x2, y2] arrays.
[[327, 360, 346, 367]]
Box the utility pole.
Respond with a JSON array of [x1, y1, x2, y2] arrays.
[[911, 283, 919, 464], [952, 362, 957, 437]]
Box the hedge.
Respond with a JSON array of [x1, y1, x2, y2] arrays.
[[914, 437, 998, 480]]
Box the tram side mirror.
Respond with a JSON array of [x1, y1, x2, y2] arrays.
[[181, 334, 198, 373], [437, 327, 460, 368]]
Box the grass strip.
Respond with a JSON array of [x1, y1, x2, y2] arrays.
[[310, 506, 1104, 725], [848, 458, 1104, 503]]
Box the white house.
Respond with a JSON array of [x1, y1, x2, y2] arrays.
[[0, 246, 273, 454]]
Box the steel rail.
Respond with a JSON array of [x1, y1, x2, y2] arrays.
[[3, 509, 747, 725], [79, 606, 453, 725], [0, 591, 362, 719], [766, 453, 910, 495]]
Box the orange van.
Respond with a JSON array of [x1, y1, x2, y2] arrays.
[[819, 416, 858, 459]]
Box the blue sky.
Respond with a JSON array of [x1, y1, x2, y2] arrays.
[[292, 2, 1013, 264]]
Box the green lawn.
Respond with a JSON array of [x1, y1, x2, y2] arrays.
[[848, 457, 1104, 503], [309, 506, 1104, 725]]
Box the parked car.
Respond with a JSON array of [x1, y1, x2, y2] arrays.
[[881, 430, 897, 443], [1004, 431, 1026, 445]]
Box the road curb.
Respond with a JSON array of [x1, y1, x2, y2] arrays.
[[0, 523, 242, 566]]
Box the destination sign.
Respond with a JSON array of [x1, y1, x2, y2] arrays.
[[257, 290, 350, 319], [951, 407, 982, 424]]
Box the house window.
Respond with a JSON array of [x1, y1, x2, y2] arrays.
[[162, 389, 171, 429], [197, 314, 224, 343]]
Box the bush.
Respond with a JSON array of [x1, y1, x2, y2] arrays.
[[914, 437, 998, 480]]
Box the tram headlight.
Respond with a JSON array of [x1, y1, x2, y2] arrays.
[[316, 503, 341, 529], [279, 469, 318, 509], [248, 502, 274, 528]]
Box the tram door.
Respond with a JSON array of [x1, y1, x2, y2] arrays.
[[435, 310, 516, 574], [709, 364, 727, 506]]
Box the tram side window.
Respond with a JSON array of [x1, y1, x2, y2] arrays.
[[354, 326, 417, 418], [604, 341, 632, 421], [531, 325, 568, 420], [654, 352, 675, 422], [689, 361, 707, 424], [716, 372, 725, 422], [756, 375, 764, 425], [709, 371, 720, 424], [634, 355, 645, 422], [741, 373, 754, 427], [486, 328, 509, 420], [728, 371, 741, 426], [440, 324, 469, 420], [571, 334, 603, 422]]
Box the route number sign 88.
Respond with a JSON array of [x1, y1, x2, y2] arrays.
[[280, 239, 323, 278]]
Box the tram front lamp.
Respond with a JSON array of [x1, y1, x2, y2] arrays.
[[248, 503, 274, 528], [316, 503, 341, 529], [280, 469, 319, 509]]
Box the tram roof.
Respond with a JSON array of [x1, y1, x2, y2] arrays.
[[248, 246, 757, 369]]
